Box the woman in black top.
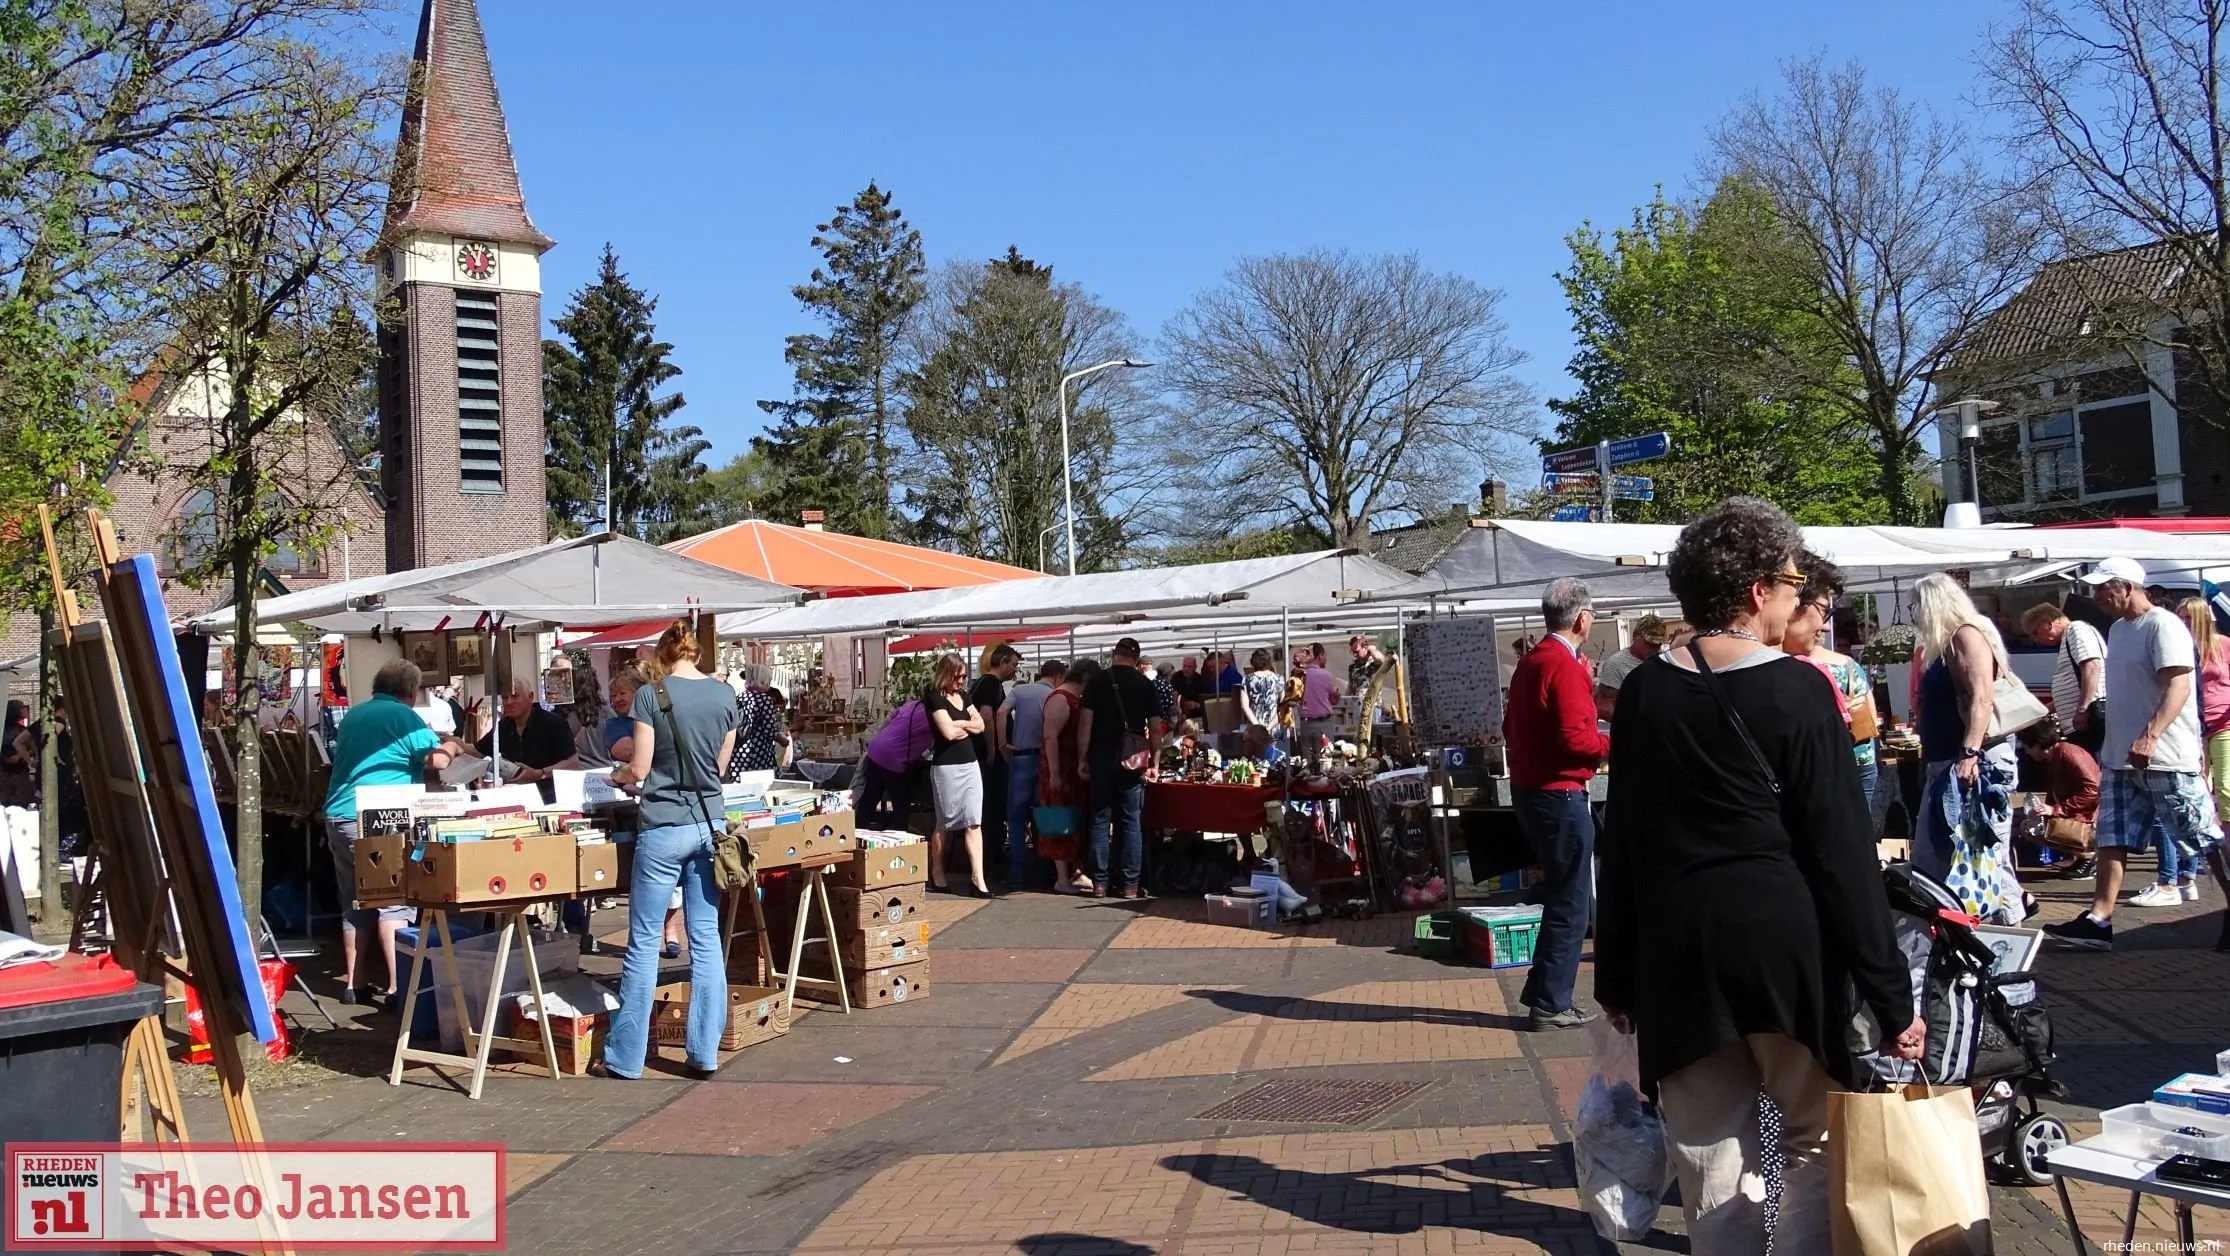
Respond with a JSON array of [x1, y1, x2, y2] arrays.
[[923, 654, 990, 896], [1598, 498, 1919, 1255]]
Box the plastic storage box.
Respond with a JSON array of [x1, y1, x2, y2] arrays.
[[1459, 906, 1542, 969], [1414, 912, 1460, 959], [2102, 1103, 2230, 1159]]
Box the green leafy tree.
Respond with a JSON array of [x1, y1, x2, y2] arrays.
[[1548, 180, 1886, 525], [755, 182, 925, 536], [544, 244, 708, 543], [898, 248, 1155, 572], [692, 448, 778, 531]]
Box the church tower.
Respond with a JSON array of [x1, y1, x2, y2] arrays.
[[374, 0, 554, 572]]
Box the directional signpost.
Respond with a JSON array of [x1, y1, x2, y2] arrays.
[[1538, 432, 1672, 522], [1549, 503, 1595, 522]]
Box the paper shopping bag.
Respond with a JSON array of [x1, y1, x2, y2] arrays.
[[1829, 1084, 1993, 1256]]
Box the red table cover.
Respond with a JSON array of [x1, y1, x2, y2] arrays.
[[1143, 783, 1282, 836]]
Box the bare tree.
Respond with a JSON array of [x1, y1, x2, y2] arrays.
[[1160, 250, 1532, 549], [1988, 0, 2230, 428], [142, 38, 395, 910], [1713, 57, 2039, 524]]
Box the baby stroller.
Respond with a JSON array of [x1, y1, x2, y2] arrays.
[[1852, 863, 2068, 1185]]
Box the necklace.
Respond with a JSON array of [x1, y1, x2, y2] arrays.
[[1693, 628, 1760, 642]]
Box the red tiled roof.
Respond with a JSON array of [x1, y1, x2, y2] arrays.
[[382, 0, 553, 250]]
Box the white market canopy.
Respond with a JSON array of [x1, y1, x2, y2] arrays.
[[588, 549, 1419, 646], [1384, 520, 2230, 604], [184, 532, 802, 635]]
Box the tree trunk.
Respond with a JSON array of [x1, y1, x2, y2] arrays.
[[1875, 426, 1921, 526], [34, 613, 61, 937], [230, 533, 263, 919], [870, 372, 889, 540]]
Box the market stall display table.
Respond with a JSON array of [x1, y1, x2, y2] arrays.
[[746, 851, 855, 1018], [1143, 782, 1282, 836], [387, 899, 565, 1100], [2047, 1138, 2227, 1252]]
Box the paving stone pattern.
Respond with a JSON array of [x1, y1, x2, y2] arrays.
[[218, 865, 2227, 1254]]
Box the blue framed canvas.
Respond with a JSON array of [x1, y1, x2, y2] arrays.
[[109, 554, 279, 1043]]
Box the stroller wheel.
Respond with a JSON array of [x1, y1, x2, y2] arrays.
[[2008, 1111, 2070, 1186]]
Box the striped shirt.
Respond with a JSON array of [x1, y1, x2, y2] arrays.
[[2052, 620, 2106, 732]]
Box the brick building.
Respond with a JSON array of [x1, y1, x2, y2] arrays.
[[1940, 239, 2230, 521], [0, 368, 388, 672], [374, 0, 552, 571]]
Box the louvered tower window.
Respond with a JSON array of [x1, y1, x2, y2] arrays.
[[455, 291, 503, 489]]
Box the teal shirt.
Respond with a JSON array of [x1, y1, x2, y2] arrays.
[[324, 694, 441, 821]]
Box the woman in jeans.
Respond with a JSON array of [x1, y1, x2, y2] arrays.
[[1599, 497, 1918, 1255], [600, 620, 739, 1080]]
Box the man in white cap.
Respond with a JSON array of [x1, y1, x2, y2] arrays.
[[2045, 557, 2230, 951]]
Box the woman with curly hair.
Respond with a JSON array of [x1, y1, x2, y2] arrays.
[[1597, 497, 1917, 1254]]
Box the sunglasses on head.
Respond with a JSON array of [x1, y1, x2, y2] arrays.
[[1771, 569, 1807, 589]]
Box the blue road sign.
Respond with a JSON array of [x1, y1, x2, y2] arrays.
[[1610, 474, 1654, 501], [1549, 503, 1595, 522], [1540, 431, 1672, 477], [1546, 472, 1600, 496], [1604, 432, 1672, 467]]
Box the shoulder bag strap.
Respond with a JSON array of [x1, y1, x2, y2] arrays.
[[1688, 642, 1781, 797]]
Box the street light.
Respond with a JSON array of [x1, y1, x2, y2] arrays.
[[1037, 522, 1063, 574], [1930, 397, 2002, 525], [1058, 357, 1152, 575]]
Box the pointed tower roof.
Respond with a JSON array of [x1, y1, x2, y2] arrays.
[[382, 0, 554, 251]]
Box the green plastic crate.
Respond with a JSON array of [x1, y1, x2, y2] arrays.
[[1414, 911, 1460, 958], [1459, 907, 1543, 969]]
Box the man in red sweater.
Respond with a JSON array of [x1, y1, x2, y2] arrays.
[[1503, 576, 1610, 1030]]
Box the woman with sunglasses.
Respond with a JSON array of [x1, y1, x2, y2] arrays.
[[1780, 553, 1881, 814], [1597, 498, 1917, 1254]]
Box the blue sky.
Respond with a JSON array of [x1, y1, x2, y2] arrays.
[[475, 0, 1994, 472]]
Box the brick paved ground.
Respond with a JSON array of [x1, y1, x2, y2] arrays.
[[168, 852, 2229, 1255]]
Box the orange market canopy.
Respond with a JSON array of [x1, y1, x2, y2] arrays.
[[570, 520, 1037, 650]]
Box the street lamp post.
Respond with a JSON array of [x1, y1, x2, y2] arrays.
[[1058, 358, 1152, 575]]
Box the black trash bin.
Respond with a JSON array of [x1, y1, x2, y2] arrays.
[[0, 955, 163, 1146]]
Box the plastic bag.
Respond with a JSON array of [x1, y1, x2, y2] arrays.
[[1572, 1018, 1670, 1241]]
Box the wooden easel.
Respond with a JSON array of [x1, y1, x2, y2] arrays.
[[77, 509, 291, 1254], [387, 900, 563, 1100], [36, 506, 189, 1146]]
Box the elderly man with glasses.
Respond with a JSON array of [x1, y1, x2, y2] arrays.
[[1502, 576, 1610, 1031]]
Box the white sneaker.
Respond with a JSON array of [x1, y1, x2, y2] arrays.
[[2183, 881, 2203, 903], [2129, 883, 2183, 908]]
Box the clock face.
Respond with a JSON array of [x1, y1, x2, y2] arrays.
[[455, 240, 498, 283]]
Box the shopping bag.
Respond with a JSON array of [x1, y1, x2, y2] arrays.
[[1828, 1084, 1992, 1256], [1572, 1018, 1670, 1241]]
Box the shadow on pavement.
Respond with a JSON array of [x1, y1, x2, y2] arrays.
[[1012, 1235, 1157, 1255], [1182, 987, 1531, 1031], [1160, 1147, 1650, 1249]]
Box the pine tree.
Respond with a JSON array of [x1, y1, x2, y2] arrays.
[[755, 181, 925, 536], [545, 245, 709, 542]]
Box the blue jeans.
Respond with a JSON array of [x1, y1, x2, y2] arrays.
[[1006, 751, 1041, 882], [1089, 757, 1146, 892], [2156, 817, 2184, 886], [1857, 759, 1878, 817], [603, 821, 725, 1076], [1511, 787, 1595, 1016]]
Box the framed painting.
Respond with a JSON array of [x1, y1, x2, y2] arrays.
[[448, 628, 485, 675], [405, 631, 446, 677]]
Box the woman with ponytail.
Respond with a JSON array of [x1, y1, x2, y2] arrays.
[[600, 619, 741, 1079]]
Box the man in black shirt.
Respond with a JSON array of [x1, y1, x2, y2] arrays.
[[1078, 637, 1165, 898], [476, 679, 581, 804], [970, 646, 1020, 861]]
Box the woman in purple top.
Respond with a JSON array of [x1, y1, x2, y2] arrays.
[[856, 699, 933, 830]]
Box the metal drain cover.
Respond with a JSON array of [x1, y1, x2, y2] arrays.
[[1194, 1079, 1428, 1126]]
